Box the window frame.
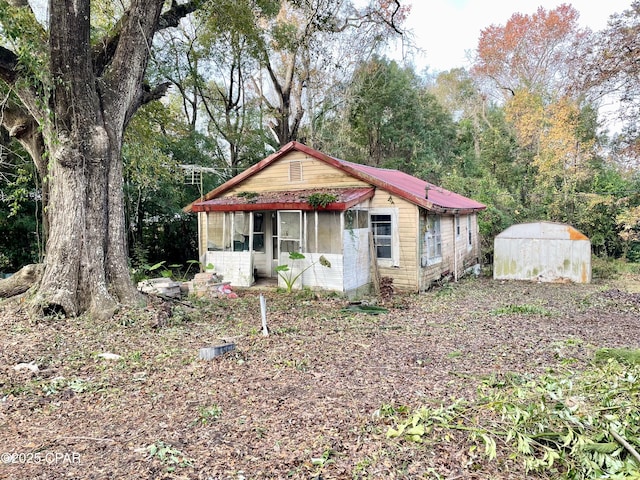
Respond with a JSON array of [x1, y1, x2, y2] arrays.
[[424, 215, 442, 265], [369, 208, 399, 267], [371, 214, 392, 260]]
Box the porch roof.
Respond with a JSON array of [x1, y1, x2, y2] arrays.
[[190, 187, 375, 212]]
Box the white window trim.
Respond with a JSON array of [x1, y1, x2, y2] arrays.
[[467, 215, 473, 251], [425, 215, 442, 265], [370, 208, 399, 267]]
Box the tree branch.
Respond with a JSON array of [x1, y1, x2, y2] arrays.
[[94, 0, 198, 77], [157, 0, 198, 30], [125, 81, 171, 126]]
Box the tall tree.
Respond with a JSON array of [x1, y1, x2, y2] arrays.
[[206, 0, 408, 147], [578, 1, 640, 163], [346, 57, 456, 180], [0, 0, 195, 318], [472, 4, 589, 101]]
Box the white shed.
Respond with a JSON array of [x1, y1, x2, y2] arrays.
[[493, 222, 591, 283]]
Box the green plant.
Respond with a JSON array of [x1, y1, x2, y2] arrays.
[[275, 252, 330, 293], [386, 360, 640, 478], [196, 404, 222, 424], [131, 260, 166, 282], [490, 304, 551, 316], [237, 191, 259, 202], [311, 448, 336, 472], [591, 256, 620, 280], [307, 192, 338, 209], [147, 441, 193, 471], [595, 347, 640, 365]]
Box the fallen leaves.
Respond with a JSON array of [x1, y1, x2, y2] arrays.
[[1, 276, 640, 478]]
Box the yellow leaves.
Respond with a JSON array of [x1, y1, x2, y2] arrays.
[[616, 205, 640, 241], [506, 91, 594, 192], [505, 89, 544, 150]]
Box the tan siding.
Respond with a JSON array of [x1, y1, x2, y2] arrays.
[[419, 213, 482, 289], [369, 192, 419, 292], [224, 152, 369, 195], [441, 216, 455, 274]]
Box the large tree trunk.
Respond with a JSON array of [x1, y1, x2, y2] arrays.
[[0, 0, 194, 319], [27, 0, 163, 320]]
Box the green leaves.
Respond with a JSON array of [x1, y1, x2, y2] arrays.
[[276, 251, 330, 293], [386, 359, 640, 478], [0, 0, 48, 80]]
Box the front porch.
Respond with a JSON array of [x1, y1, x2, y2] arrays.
[[196, 204, 372, 294]]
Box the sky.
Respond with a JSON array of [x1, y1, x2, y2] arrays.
[[393, 0, 634, 73]]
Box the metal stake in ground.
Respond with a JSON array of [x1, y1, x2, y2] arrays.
[[260, 294, 269, 336]]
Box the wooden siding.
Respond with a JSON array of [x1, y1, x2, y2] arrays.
[[223, 151, 369, 195], [369, 192, 419, 292], [419, 213, 482, 289]]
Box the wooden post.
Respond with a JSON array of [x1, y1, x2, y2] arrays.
[[369, 232, 381, 296]]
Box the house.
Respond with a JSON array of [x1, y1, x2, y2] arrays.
[[184, 141, 486, 294], [493, 221, 592, 283]]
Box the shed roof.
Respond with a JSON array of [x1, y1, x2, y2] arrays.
[[496, 222, 589, 241], [185, 141, 486, 214]]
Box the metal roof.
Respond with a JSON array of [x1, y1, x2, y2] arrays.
[[185, 141, 486, 214], [497, 222, 589, 241], [334, 159, 486, 212]]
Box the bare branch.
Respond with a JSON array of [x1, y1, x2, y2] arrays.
[[157, 0, 198, 30]]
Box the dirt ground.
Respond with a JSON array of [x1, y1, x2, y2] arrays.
[[1, 274, 640, 479]]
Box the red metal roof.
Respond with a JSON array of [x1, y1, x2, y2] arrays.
[[191, 187, 375, 212], [184, 141, 486, 213], [334, 159, 486, 212]]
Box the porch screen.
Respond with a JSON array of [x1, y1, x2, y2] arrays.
[[207, 212, 226, 251], [232, 212, 250, 251], [306, 211, 341, 254]]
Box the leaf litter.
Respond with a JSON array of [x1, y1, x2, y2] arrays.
[[1, 276, 640, 479]]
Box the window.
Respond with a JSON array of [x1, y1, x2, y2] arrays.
[[306, 211, 341, 254], [252, 212, 265, 252], [425, 216, 442, 263], [455, 215, 461, 239], [467, 215, 473, 249], [345, 209, 369, 230], [371, 214, 392, 259]]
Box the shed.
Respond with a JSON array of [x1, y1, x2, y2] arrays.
[[493, 221, 591, 283]]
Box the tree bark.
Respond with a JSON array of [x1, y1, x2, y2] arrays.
[[0, 0, 194, 320], [0, 264, 43, 298]]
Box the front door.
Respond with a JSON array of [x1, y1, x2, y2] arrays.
[[277, 210, 302, 267]]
